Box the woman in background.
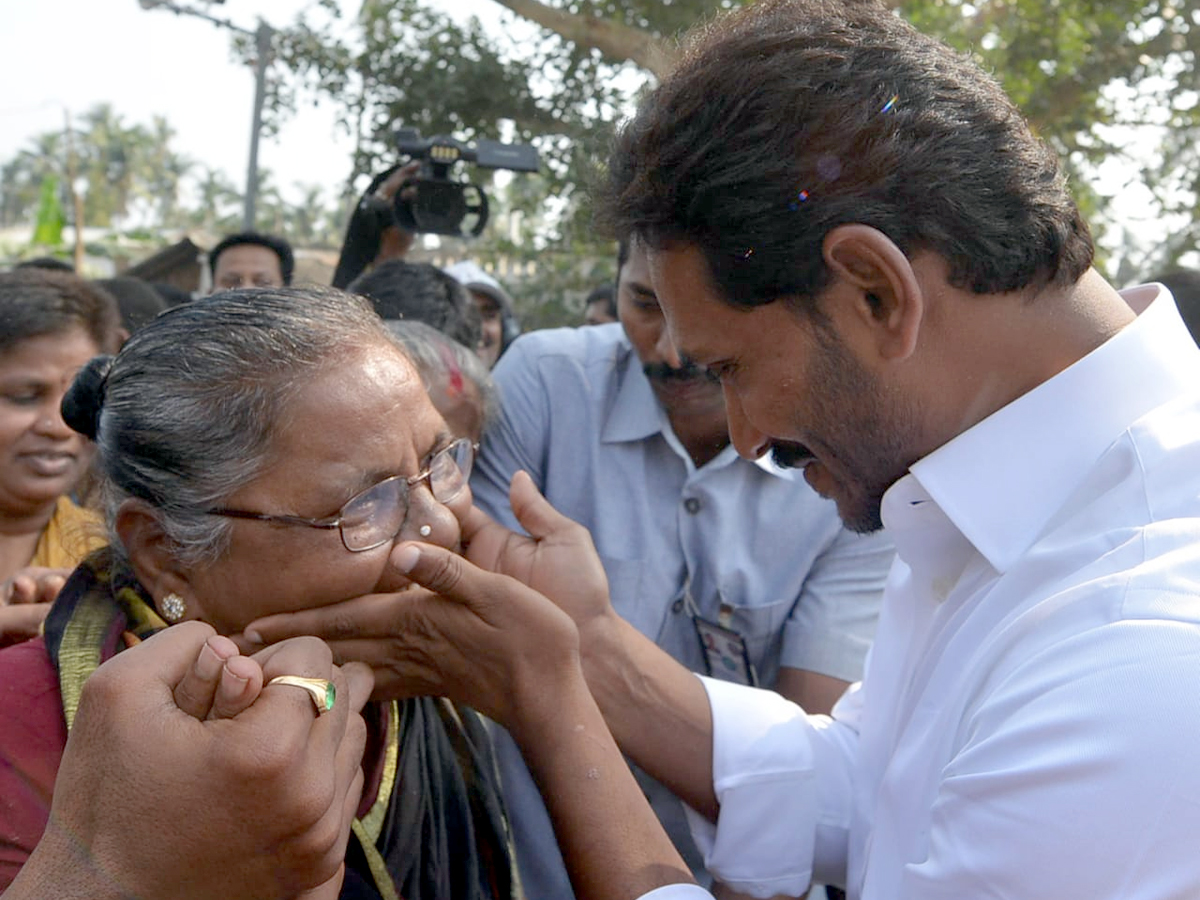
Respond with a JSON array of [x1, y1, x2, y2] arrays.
[[0, 269, 119, 644]]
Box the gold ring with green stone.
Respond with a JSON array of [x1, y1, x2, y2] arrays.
[[267, 675, 336, 714]]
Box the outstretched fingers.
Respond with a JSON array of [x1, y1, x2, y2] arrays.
[[2, 566, 71, 606], [241, 591, 414, 650]]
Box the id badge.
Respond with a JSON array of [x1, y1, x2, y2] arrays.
[[694, 615, 758, 686]]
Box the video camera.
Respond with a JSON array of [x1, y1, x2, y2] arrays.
[[372, 126, 540, 239]]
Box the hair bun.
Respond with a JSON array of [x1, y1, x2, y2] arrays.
[[62, 355, 114, 440]]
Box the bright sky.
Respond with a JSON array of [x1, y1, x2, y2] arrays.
[[0, 0, 507, 206]]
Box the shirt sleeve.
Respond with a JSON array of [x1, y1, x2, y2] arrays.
[[682, 676, 860, 897], [470, 335, 551, 531], [779, 527, 895, 683], [637, 886, 716, 900]]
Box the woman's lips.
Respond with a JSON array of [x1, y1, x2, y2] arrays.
[[18, 450, 77, 478]]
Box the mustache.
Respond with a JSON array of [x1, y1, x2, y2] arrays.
[[770, 442, 815, 468], [642, 361, 720, 385]]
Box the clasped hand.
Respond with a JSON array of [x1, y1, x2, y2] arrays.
[[14, 623, 374, 900]]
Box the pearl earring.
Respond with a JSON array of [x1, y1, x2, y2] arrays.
[[418, 524, 432, 537], [160, 592, 187, 623]]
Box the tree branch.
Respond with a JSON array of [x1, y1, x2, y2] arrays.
[[488, 0, 677, 78]]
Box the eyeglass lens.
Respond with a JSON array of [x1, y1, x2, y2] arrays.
[[340, 440, 475, 551]]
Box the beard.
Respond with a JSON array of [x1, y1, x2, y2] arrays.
[[785, 324, 920, 534]]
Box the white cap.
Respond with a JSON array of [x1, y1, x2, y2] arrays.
[[444, 260, 513, 312]]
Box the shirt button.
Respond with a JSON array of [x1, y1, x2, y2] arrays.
[[672, 598, 685, 613], [683, 497, 701, 514]]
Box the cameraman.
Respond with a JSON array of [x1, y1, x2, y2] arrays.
[[331, 162, 419, 290], [335, 163, 521, 368]]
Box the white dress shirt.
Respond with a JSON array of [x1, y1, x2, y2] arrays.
[[646, 285, 1200, 900]]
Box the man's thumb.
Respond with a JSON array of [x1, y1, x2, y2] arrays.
[[509, 470, 578, 542], [393, 541, 471, 599]]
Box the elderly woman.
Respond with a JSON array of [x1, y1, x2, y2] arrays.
[[0, 287, 514, 900], [0, 269, 120, 643]]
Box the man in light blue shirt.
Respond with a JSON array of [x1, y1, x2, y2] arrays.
[[471, 239, 894, 899]]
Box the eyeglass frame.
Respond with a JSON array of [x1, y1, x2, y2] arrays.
[[205, 438, 477, 553]]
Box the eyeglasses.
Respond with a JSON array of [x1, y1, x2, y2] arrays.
[[207, 438, 476, 552]]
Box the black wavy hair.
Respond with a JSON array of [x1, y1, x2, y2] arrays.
[[600, 0, 1093, 310]]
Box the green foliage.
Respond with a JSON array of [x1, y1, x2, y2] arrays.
[[1, 105, 191, 232], [252, 0, 1200, 306], [31, 176, 65, 247], [251, 0, 662, 323], [1, 132, 64, 231], [897, 0, 1200, 277]]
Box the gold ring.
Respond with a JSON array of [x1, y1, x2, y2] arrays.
[[267, 675, 336, 714]]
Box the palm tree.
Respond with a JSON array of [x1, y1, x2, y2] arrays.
[[0, 132, 65, 228], [141, 115, 194, 230], [188, 165, 243, 233]]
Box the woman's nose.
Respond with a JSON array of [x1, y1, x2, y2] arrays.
[[375, 486, 463, 593], [33, 395, 75, 439], [401, 482, 461, 550]]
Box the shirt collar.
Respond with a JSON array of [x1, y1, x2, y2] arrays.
[[601, 337, 665, 444], [886, 285, 1200, 574]]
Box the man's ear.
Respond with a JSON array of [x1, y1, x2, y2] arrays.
[[822, 224, 924, 362], [114, 499, 201, 622]]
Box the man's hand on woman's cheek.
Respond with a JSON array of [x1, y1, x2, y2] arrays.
[[239, 471, 615, 705]]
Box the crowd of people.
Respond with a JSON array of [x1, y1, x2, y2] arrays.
[[4, 0, 1200, 899]]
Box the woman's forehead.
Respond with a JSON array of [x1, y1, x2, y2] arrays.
[[279, 344, 442, 453]]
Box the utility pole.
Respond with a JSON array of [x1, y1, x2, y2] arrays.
[[137, 1, 272, 231], [243, 20, 272, 231]]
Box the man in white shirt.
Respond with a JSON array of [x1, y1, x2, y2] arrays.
[[241, 1, 1200, 898]]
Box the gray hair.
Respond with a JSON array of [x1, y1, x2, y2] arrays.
[[384, 319, 499, 430], [86, 286, 394, 565]]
